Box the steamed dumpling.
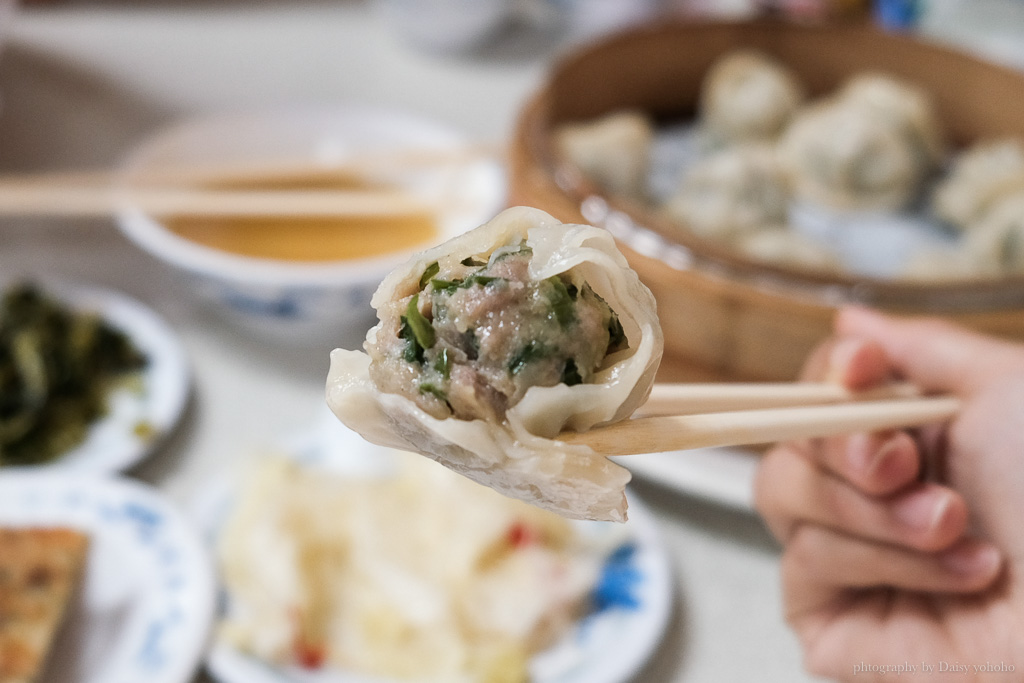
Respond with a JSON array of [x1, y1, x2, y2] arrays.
[[780, 98, 922, 210], [700, 50, 805, 144], [905, 192, 1024, 280], [780, 74, 943, 211], [736, 227, 841, 273], [932, 139, 1024, 231], [964, 193, 1024, 275], [661, 144, 790, 241], [839, 73, 945, 167], [554, 110, 654, 199], [326, 207, 663, 522]]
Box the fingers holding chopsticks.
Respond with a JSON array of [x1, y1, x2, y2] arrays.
[[755, 438, 969, 552], [787, 336, 923, 493], [755, 325, 1002, 607], [811, 431, 920, 495], [756, 335, 949, 545]]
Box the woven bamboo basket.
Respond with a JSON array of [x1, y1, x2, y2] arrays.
[[508, 19, 1024, 381]]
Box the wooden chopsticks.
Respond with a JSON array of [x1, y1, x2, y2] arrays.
[[635, 381, 920, 416], [559, 382, 959, 455], [0, 144, 500, 190], [0, 186, 437, 219], [0, 144, 499, 220]]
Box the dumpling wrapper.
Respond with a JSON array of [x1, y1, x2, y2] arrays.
[[326, 207, 663, 522]]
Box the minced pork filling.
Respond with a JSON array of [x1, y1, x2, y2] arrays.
[[367, 245, 628, 423]]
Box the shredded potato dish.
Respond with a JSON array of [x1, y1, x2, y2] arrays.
[[217, 452, 624, 683]]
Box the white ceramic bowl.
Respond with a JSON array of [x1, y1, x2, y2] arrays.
[[115, 105, 505, 345]]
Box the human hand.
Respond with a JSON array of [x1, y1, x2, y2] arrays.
[[755, 306, 1024, 681]]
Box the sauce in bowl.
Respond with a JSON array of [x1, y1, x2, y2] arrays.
[[161, 174, 439, 262]]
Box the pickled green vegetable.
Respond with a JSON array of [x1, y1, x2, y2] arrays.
[[0, 283, 148, 466]]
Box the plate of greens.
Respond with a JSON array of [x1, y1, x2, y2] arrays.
[[0, 280, 191, 472]]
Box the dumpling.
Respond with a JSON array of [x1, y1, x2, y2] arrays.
[[780, 98, 922, 210], [700, 50, 805, 144], [964, 193, 1024, 275], [906, 192, 1024, 281], [780, 74, 943, 211], [553, 110, 654, 199], [661, 144, 790, 241], [839, 73, 945, 168], [735, 227, 841, 273], [932, 139, 1024, 231], [326, 207, 663, 522]]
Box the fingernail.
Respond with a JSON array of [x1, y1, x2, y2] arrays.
[[867, 436, 909, 483], [893, 489, 948, 531], [941, 542, 1001, 576]]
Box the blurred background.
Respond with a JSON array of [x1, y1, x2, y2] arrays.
[[2, 2, 1024, 683], [4, 0, 1024, 174]]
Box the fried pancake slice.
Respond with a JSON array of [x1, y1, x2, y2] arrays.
[[0, 528, 89, 683]]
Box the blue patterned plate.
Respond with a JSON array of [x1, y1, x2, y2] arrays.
[[0, 472, 216, 683], [196, 418, 673, 683]]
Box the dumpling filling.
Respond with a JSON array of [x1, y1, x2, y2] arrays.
[[326, 206, 663, 522], [367, 245, 628, 423]]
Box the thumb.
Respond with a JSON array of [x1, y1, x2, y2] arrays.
[[835, 306, 1024, 395]]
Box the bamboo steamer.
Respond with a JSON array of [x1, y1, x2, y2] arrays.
[[508, 20, 1024, 381]]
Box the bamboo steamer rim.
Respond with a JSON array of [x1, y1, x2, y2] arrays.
[[518, 18, 1024, 313]]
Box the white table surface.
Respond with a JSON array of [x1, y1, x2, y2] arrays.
[[3, 2, 1022, 682]]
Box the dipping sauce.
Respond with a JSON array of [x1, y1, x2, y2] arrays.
[[161, 174, 439, 262]]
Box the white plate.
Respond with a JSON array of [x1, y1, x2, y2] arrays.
[[0, 472, 216, 683], [616, 446, 759, 512], [195, 419, 674, 683], [2, 281, 191, 473]]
